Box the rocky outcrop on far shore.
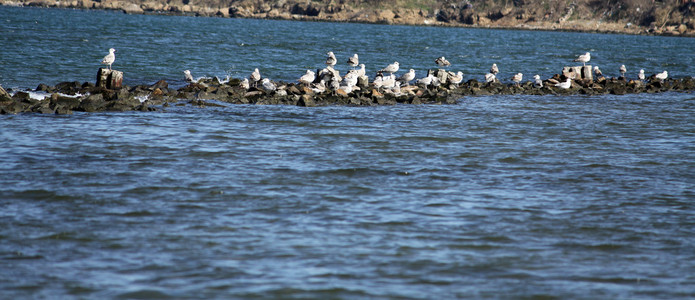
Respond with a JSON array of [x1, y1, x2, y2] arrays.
[[1, 0, 694, 37]]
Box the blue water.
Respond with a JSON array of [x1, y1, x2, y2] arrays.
[[1, 6, 695, 299]]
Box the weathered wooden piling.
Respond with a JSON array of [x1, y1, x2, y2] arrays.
[[96, 68, 123, 89], [562, 65, 592, 81]]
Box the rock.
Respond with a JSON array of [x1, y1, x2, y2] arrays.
[[122, 3, 143, 14], [298, 94, 316, 107], [151, 79, 168, 90], [0, 85, 11, 101], [79, 94, 106, 112], [49, 93, 81, 111]]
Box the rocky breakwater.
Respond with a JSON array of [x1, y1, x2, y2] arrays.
[[2, 69, 694, 115]]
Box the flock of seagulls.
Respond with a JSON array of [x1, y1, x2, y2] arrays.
[[99, 48, 672, 94], [235, 51, 670, 92]]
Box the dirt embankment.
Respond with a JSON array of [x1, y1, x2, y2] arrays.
[[2, 0, 694, 36]]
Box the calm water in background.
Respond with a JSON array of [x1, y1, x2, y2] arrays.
[[1, 6, 695, 299]]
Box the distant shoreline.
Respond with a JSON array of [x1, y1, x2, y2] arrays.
[[2, 1, 694, 38]]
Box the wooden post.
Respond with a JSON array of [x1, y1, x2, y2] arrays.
[[96, 68, 123, 89]]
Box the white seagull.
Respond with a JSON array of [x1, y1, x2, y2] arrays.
[[593, 66, 603, 77], [326, 51, 337, 67], [261, 78, 276, 92], [490, 63, 499, 75], [573, 52, 591, 66], [356, 64, 366, 77], [101, 48, 116, 70], [250, 68, 261, 86], [435, 56, 451, 67], [240, 78, 250, 90], [398, 69, 416, 86], [183, 70, 194, 83], [299, 70, 315, 85], [638, 69, 645, 80], [448, 71, 464, 86], [533, 75, 543, 88], [381, 61, 399, 75], [347, 54, 359, 69], [619, 65, 627, 77], [511, 73, 523, 86], [484, 73, 496, 83], [555, 78, 572, 89], [655, 70, 668, 80]]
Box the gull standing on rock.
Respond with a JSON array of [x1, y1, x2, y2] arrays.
[[261, 78, 276, 92], [381, 62, 399, 75], [638, 69, 645, 80], [485, 73, 496, 83], [240, 78, 250, 90], [511, 73, 523, 86], [326, 51, 337, 67], [555, 78, 572, 89], [435, 56, 451, 67], [573, 52, 591, 66], [448, 71, 464, 86], [183, 70, 194, 83], [347, 54, 359, 69], [101, 48, 116, 70], [250, 68, 261, 87], [619, 65, 627, 77], [299, 70, 315, 85], [490, 63, 499, 75], [398, 69, 416, 86], [593, 66, 603, 77], [356, 64, 366, 77], [533, 75, 543, 88], [655, 70, 668, 80]]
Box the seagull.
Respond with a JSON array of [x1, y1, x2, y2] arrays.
[[312, 80, 326, 94], [490, 63, 499, 75], [533, 75, 543, 88], [485, 73, 496, 83], [655, 70, 668, 80], [448, 71, 464, 86], [381, 61, 399, 75], [326, 51, 337, 67], [417, 74, 434, 86], [398, 69, 416, 86], [435, 56, 451, 67], [250, 68, 261, 87], [299, 70, 315, 85], [373, 75, 384, 89], [593, 66, 603, 77], [342, 72, 358, 88], [511, 73, 523, 86], [356, 64, 366, 77], [183, 70, 194, 83], [240, 78, 250, 90], [261, 78, 276, 92], [101, 48, 116, 70], [619, 65, 627, 77], [381, 74, 396, 89], [555, 78, 572, 89], [329, 78, 340, 91], [638, 69, 645, 80], [573, 52, 591, 66], [347, 54, 359, 69]]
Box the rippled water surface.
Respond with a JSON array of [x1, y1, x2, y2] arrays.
[[1, 6, 695, 299]]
